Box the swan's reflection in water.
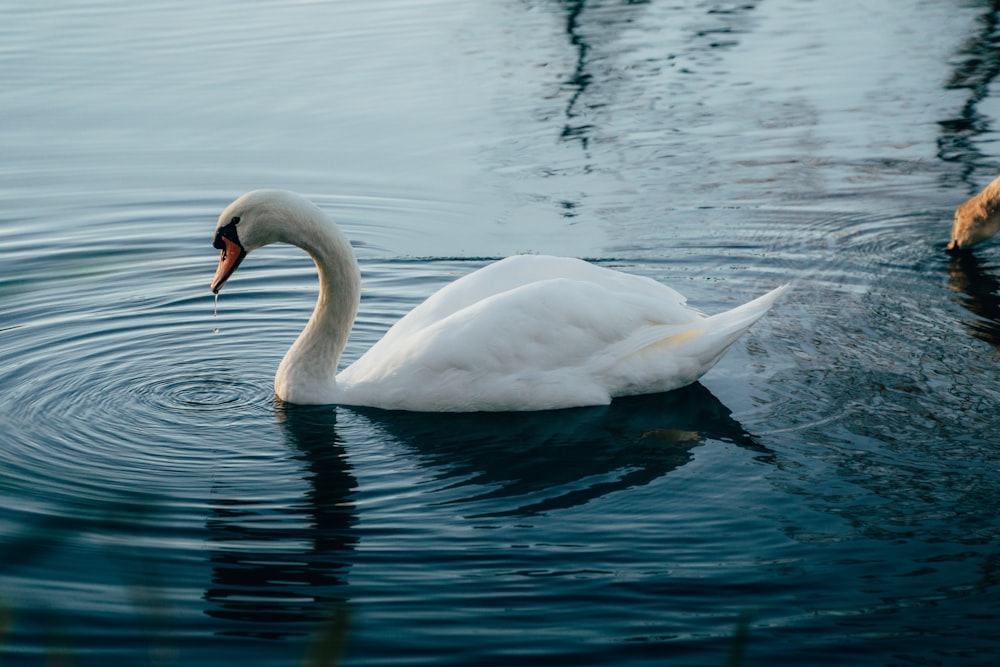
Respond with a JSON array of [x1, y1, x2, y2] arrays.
[[352, 382, 771, 518], [203, 405, 357, 639], [947, 250, 1000, 349], [202, 383, 765, 636]]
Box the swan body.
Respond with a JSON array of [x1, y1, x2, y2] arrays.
[[211, 189, 788, 412], [949, 175, 1000, 250]]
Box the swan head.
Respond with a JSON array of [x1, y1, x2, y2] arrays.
[[211, 189, 325, 293]]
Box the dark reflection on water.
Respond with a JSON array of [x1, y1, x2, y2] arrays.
[[939, 0, 1000, 189], [939, 0, 1000, 335], [549, 0, 758, 151], [351, 383, 768, 518], [554, 0, 647, 150], [947, 250, 1000, 348], [204, 405, 357, 639], [558, 0, 593, 147], [196, 384, 766, 644], [939, 0, 1000, 349]]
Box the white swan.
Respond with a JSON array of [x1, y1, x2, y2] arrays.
[[211, 189, 788, 411]]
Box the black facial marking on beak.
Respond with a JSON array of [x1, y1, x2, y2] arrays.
[[211, 217, 247, 294]]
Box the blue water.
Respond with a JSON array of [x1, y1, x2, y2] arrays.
[[2, 1, 999, 665]]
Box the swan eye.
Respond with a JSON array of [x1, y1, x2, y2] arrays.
[[231, 216, 240, 225]]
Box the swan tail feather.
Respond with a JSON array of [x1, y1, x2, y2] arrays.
[[675, 283, 791, 366], [603, 284, 789, 396], [695, 283, 790, 350]]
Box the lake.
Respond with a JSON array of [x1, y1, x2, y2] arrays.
[[1, 0, 998, 665]]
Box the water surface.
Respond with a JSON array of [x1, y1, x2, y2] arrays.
[[1, 1, 999, 665]]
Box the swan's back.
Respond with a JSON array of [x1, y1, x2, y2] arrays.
[[336, 256, 786, 411], [374, 255, 692, 342]]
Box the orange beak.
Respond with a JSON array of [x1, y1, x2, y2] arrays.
[[211, 233, 246, 294]]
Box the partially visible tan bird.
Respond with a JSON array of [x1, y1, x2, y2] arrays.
[[949, 176, 1000, 250]]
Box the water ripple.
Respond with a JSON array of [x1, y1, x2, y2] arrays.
[[134, 371, 262, 413]]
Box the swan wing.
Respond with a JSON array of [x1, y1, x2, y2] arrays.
[[337, 269, 710, 411], [361, 255, 692, 350]]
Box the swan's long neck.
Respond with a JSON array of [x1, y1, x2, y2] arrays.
[[274, 208, 361, 404]]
